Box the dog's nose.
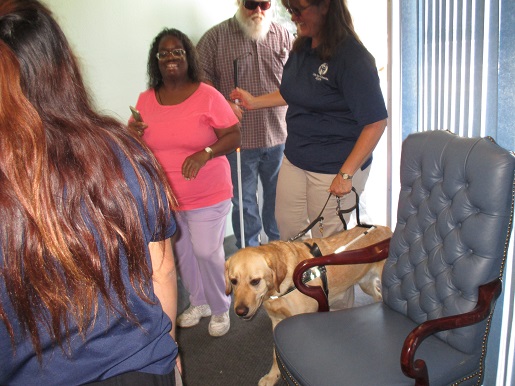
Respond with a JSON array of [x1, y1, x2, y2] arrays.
[[235, 305, 249, 317]]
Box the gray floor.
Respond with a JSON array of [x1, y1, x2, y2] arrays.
[[176, 235, 281, 386]]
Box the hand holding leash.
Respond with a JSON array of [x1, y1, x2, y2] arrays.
[[328, 172, 353, 197]]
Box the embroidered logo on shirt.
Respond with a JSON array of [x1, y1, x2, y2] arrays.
[[313, 63, 329, 81]]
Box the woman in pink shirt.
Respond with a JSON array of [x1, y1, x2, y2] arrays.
[[130, 28, 241, 337]]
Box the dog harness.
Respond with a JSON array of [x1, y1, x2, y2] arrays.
[[303, 242, 329, 297], [273, 190, 374, 301], [270, 242, 329, 300], [269, 226, 378, 301]]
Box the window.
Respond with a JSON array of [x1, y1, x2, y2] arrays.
[[392, 1, 515, 384]]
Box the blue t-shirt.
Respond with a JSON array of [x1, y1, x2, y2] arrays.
[[0, 149, 177, 385], [280, 36, 388, 174]]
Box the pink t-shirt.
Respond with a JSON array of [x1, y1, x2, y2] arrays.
[[134, 82, 239, 210]]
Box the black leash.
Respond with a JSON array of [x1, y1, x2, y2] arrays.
[[288, 188, 372, 242], [273, 195, 332, 300], [288, 193, 332, 242], [336, 187, 373, 230]]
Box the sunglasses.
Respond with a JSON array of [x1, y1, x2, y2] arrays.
[[156, 49, 186, 60], [286, 3, 314, 16], [243, 1, 272, 11]]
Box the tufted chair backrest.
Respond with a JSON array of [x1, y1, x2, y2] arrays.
[[382, 130, 515, 354]]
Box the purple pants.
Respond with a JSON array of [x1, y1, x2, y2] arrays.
[[173, 199, 231, 315]]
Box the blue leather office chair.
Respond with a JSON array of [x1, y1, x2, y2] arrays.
[[274, 130, 515, 386]]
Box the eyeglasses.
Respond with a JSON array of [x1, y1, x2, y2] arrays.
[[156, 49, 186, 60], [243, 1, 272, 11], [286, 3, 314, 16]]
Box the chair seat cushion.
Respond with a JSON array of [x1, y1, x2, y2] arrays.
[[274, 302, 481, 386]]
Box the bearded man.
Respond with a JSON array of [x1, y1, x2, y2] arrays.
[[197, 0, 293, 250]]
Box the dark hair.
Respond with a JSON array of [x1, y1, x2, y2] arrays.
[[282, 0, 362, 61], [0, 0, 176, 359], [147, 28, 203, 89]]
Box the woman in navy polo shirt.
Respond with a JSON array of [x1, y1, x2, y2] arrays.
[[231, 0, 387, 308], [0, 1, 179, 385]]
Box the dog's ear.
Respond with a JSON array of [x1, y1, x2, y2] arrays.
[[224, 260, 233, 295], [272, 259, 288, 292], [264, 244, 289, 292]]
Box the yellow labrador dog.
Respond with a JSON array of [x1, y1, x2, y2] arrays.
[[224, 225, 392, 386]]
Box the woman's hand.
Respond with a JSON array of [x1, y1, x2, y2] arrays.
[[181, 150, 211, 180], [328, 119, 387, 197], [230, 88, 287, 110], [328, 174, 353, 197], [128, 120, 148, 137], [181, 123, 240, 180], [230, 87, 255, 110]]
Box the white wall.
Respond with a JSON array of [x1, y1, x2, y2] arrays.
[[43, 0, 238, 122], [347, 0, 388, 227], [43, 0, 240, 236]]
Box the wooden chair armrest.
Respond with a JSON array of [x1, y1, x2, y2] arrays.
[[400, 279, 502, 386], [292, 238, 391, 312]]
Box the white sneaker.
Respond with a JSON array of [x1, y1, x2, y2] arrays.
[[208, 311, 230, 337], [177, 304, 211, 328]]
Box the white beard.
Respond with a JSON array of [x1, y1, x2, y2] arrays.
[[235, 7, 272, 41]]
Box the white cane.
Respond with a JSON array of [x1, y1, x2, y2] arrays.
[[236, 147, 245, 248], [233, 54, 251, 250]]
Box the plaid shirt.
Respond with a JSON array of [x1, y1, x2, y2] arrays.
[[197, 16, 293, 149]]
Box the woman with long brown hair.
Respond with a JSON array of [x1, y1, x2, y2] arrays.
[[0, 1, 180, 384], [231, 0, 387, 308]]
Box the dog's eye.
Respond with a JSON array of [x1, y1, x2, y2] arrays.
[[250, 279, 261, 286], [231, 279, 238, 286]]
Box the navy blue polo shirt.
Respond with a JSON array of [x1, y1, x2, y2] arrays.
[[280, 36, 387, 174], [0, 148, 177, 385]]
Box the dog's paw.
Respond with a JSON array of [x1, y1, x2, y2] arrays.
[[258, 372, 280, 386]]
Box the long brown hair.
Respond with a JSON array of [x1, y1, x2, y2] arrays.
[[0, 0, 176, 359], [283, 0, 362, 60]]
